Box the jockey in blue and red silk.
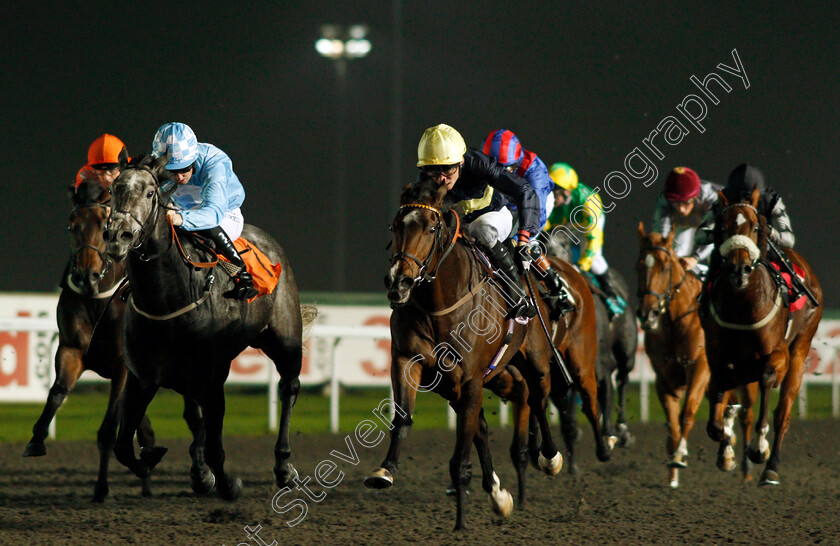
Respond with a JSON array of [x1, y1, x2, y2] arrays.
[[151, 122, 257, 301], [482, 129, 573, 315]]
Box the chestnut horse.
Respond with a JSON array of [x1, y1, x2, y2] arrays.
[[636, 224, 720, 487], [103, 154, 313, 500], [23, 180, 207, 502], [700, 188, 822, 486], [367, 179, 605, 530]]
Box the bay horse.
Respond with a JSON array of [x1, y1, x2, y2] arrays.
[[102, 154, 313, 500], [366, 179, 606, 530], [22, 180, 206, 502], [540, 232, 636, 475], [636, 224, 722, 487], [700, 188, 822, 486]]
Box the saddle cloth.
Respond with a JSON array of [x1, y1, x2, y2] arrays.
[[217, 237, 282, 299], [769, 260, 806, 312]]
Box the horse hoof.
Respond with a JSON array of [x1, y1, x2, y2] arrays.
[[759, 470, 780, 486], [23, 442, 46, 458], [92, 484, 108, 503], [141, 478, 153, 497], [220, 477, 243, 501], [363, 468, 394, 489], [596, 444, 612, 462], [191, 470, 216, 496], [538, 452, 563, 476], [667, 456, 688, 469], [489, 488, 513, 517], [619, 431, 635, 448], [275, 464, 299, 488], [669, 478, 679, 489], [139, 446, 168, 471], [568, 464, 579, 477], [606, 436, 619, 450]]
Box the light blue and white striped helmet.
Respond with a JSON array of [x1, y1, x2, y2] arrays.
[[151, 122, 199, 170]]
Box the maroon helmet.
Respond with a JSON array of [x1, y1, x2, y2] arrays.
[[664, 167, 701, 201]]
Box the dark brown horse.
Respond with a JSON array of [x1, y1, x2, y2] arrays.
[[700, 188, 823, 486], [366, 179, 605, 530], [636, 224, 718, 487], [103, 154, 313, 501], [22, 180, 209, 502]]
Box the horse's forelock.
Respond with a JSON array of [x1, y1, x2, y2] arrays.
[[399, 178, 448, 211]]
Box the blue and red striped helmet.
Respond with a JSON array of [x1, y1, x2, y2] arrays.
[[482, 129, 523, 166]]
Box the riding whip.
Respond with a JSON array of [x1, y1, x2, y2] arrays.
[[766, 239, 819, 307], [524, 267, 573, 386]]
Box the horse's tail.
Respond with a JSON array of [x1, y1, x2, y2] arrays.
[[300, 304, 318, 354]]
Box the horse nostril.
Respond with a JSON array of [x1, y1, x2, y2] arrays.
[[117, 231, 133, 243], [744, 265, 753, 274]]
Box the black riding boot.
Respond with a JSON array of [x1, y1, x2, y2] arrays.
[[593, 270, 626, 319], [541, 265, 575, 316], [200, 226, 259, 301], [488, 241, 536, 319]]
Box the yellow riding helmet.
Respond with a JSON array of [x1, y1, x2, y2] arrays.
[[549, 162, 579, 190], [417, 124, 466, 167]]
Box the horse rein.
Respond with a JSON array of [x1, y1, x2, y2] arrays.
[[108, 165, 167, 260], [389, 203, 461, 284]]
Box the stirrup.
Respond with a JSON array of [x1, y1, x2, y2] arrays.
[[225, 274, 259, 301], [508, 297, 537, 319]]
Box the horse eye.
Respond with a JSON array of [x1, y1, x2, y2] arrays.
[[146, 190, 154, 198], [429, 226, 436, 234], [388, 224, 394, 232]]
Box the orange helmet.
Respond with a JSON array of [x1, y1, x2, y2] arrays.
[[87, 134, 127, 166]]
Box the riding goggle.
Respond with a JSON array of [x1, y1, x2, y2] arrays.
[[167, 163, 195, 174], [422, 164, 459, 177], [504, 162, 521, 174], [91, 164, 120, 173]]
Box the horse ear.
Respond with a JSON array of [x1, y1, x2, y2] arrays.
[[67, 184, 77, 202], [665, 229, 675, 248], [750, 186, 760, 208], [152, 154, 169, 179], [637, 221, 646, 240], [118, 147, 129, 170], [718, 190, 729, 206]]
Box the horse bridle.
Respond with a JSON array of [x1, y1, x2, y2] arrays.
[[389, 203, 460, 284], [716, 202, 762, 269], [68, 200, 113, 283], [108, 165, 165, 259], [638, 245, 690, 319]]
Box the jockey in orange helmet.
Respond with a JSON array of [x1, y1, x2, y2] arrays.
[[83, 134, 129, 189]]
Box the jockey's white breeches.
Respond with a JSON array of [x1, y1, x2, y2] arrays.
[[466, 207, 514, 247], [220, 208, 244, 240]]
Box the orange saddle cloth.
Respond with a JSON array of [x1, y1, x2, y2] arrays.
[[218, 237, 282, 300]]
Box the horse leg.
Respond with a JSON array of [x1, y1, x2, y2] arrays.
[[569, 346, 611, 463], [23, 346, 84, 457], [672, 359, 710, 481], [182, 397, 214, 495], [364, 354, 421, 489], [201, 388, 241, 500], [738, 383, 757, 483], [748, 359, 778, 467], [523, 361, 562, 475], [93, 365, 127, 502], [473, 407, 513, 518], [761, 349, 802, 486], [113, 372, 166, 482], [615, 367, 634, 447], [598, 372, 618, 449], [485, 369, 530, 506], [450, 378, 483, 531], [557, 382, 580, 476], [656, 378, 685, 487], [274, 374, 301, 488]]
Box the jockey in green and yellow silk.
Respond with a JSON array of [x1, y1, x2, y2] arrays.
[[544, 163, 626, 318]]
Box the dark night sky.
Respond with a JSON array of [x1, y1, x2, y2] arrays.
[[1, 2, 838, 306]]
